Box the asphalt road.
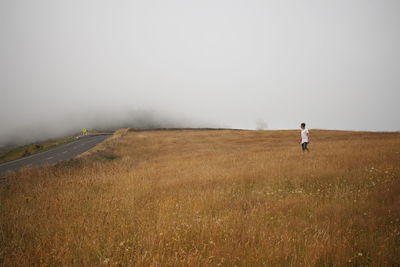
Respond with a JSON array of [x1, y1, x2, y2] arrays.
[[0, 135, 110, 175]]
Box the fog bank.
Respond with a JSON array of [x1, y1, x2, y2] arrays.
[[0, 107, 219, 149], [1, 0, 400, 148]]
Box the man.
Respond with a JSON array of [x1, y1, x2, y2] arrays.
[[300, 123, 310, 152]]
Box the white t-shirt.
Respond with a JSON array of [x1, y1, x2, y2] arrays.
[[301, 128, 309, 144]]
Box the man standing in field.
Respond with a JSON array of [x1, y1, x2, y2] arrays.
[[300, 123, 310, 152]]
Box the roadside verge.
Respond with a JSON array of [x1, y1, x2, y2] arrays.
[[76, 128, 129, 158]]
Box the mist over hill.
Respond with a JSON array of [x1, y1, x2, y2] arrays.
[[1, 0, 400, 148], [0, 108, 216, 149]]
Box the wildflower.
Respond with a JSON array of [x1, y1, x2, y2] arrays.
[[23, 196, 33, 202], [348, 259, 352, 263], [358, 252, 363, 256]]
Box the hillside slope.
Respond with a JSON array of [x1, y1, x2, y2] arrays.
[[1, 130, 399, 266]]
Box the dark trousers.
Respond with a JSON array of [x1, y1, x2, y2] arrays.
[[301, 142, 309, 152]]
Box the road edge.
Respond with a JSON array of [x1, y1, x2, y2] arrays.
[[76, 129, 129, 158]]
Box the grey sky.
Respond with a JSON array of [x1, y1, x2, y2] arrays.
[[1, 0, 400, 146]]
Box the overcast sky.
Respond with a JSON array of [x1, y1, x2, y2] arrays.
[[1, 0, 399, 146]]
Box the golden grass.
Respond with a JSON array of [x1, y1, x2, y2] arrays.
[[1, 129, 399, 266]]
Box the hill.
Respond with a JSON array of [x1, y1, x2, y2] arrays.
[[1, 129, 399, 266]]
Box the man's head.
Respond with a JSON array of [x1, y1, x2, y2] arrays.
[[300, 123, 306, 129]]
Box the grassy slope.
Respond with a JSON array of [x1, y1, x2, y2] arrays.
[[0, 136, 76, 164], [0, 130, 399, 266]]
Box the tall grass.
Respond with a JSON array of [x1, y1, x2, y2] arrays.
[[1, 130, 399, 266]]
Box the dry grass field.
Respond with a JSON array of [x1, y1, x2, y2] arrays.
[[1, 129, 399, 266]]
